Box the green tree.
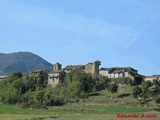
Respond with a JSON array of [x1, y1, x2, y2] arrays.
[[0, 72, 49, 105], [141, 81, 152, 93], [67, 80, 84, 97], [66, 69, 93, 95], [108, 84, 118, 93], [33, 90, 45, 103], [66, 69, 93, 92], [155, 97, 160, 104], [92, 76, 108, 91], [43, 88, 54, 106], [153, 79, 160, 87], [6, 72, 22, 83], [117, 77, 132, 85], [132, 86, 142, 98]]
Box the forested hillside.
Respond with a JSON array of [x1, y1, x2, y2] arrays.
[[0, 52, 53, 75]]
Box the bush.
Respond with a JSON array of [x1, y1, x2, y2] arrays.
[[155, 97, 160, 104], [139, 99, 147, 105], [16, 102, 47, 109], [141, 81, 152, 93], [7, 72, 23, 82], [108, 84, 118, 93], [132, 86, 142, 98], [154, 107, 160, 111], [79, 91, 88, 99], [118, 78, 132, 85], [153, 79, 160, 87]]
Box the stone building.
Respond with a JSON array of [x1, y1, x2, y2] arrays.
[[99, 67, 139, 81], [63, 65, 85, 75], [48, 60, 101, 87], [29, 69, 48, 80], [144, 75, 160, 82], [48, 62, 64, 87], [99, 68, 114, 77], [0, 76, 7, 81], [84, 61, 101, 75], [63, 60, 101, 75]]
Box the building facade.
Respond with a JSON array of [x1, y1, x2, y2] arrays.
[[48, 61, 101, 87], [144, 75, 160, 82], [29, 69, 48, 80], [0, 76, 7, 81], [99, 67, 139, 80], [84, 60, 101, 75], [48, 62, 64, 87]]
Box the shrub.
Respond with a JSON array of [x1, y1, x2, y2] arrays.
[[141, 81, 152, 93], [154, 107, 160, 111], [16, 102, 47, 109], [118, 78, 132, 85], [108, 84, 118, 93], [132, 86, 142, 98], [155, 97, 160, 104], [139, 99, 147, 105]]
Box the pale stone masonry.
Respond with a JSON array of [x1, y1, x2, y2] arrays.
[[48, 62, 64, 87], [48, 61, 145, 87], [85, 61, 101, 75], [48, 60, 101, 87], [99, 67, 140, 81], [29, 69, 48, 80]]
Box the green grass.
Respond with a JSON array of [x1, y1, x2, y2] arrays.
[[0, 103, 156, 120], [0, 104, 81, 120], [0, 114, 44, 120], [0, 104, 153, 115], [50, 105, 153, 113], [0, 85, 157, 119], [0, 104, 83, 115]]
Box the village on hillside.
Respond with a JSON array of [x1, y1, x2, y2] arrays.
[[0, 60, 160, 119], [0, 60, 159, 87], [1, 60, 157, 87]]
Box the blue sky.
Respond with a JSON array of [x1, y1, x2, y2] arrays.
[[0, 0, 160, 76]]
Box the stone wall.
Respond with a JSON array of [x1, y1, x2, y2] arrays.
[[85, 63, 93, 74]]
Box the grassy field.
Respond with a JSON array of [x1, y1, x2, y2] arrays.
[[0, 86, 159, 120], [0, 104, 158, 120]]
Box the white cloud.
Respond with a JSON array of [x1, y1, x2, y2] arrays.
[[6, 0, 140, 49]]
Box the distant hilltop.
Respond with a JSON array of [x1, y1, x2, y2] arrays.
[[0, 52, 53, 75]]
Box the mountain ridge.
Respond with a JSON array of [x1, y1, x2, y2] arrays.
[[0, 51, 53, 75]]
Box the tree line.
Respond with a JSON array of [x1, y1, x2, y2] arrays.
[[132, 79, 160, 105], [1, 69, 159, 109], [0, 69, 111, 108]]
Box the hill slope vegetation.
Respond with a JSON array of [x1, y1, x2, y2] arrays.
[[0, 52, 52, 75]]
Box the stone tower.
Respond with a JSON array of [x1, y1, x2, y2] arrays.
[[53, 62, 62, 71], [92, 60, 101, 74]]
